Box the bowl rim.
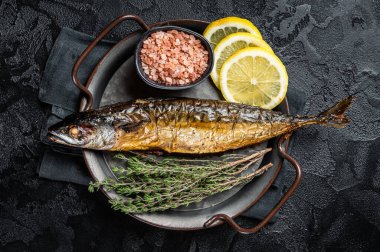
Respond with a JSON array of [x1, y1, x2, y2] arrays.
[[134, 25, 214, 90]]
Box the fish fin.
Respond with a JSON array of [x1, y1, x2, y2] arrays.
[[318, 96, 355, 128]]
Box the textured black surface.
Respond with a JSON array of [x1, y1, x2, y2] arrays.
[[0, 0, 379, 251]]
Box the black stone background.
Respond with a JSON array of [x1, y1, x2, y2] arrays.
[[0, 0, 379, 251]]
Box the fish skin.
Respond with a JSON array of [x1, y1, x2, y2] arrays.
[[110, 98, 297, 153], [48, 97, 353, 153]]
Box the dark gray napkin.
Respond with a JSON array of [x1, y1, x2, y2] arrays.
[[38, 27, 115, 183], [38, 27, 306, 222], [39, 27, 115, 112]]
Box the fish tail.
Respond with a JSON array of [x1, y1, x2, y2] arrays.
[[317, 95, 355, 128]]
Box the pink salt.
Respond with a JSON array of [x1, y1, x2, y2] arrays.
[[140, 30, 209, 86]]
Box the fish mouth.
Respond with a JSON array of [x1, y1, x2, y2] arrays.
[[48, 131, 84, 147]]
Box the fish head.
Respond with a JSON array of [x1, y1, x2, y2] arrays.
[[48, 113, 116, 150]]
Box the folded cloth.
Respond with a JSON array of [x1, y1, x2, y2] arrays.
[[37, 27, 116, 184], [38, 148, 90, 185], [38, 27, 306, 222], [39, 27, 115, 112]]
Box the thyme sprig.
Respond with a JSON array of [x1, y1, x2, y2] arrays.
[[89, 148, 273, 214]]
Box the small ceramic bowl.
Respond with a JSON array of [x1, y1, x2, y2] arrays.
[[135, 25, 214, 90]]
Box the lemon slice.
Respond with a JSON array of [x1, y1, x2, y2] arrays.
[[211, 32, 273, 89], [203, 17, 262, 48], [220, 47, 288, 109]]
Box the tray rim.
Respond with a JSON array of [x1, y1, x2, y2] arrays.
[[75, 17, 293, 231]]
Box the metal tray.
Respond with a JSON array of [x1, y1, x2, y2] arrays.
[[72, 15, 302, 234]]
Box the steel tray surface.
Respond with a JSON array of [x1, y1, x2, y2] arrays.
[[72, 15, 301, 233]]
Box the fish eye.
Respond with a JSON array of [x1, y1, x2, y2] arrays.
[[69, 126, 80, 138]]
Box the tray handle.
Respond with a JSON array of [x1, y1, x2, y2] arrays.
[[72, 14, 149, 111], [204, 134, 302, 234]]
